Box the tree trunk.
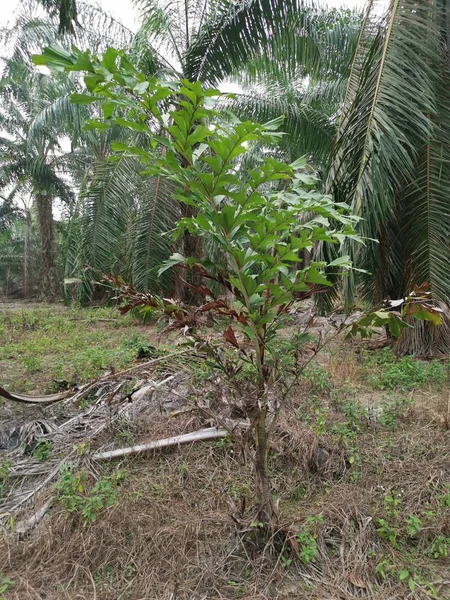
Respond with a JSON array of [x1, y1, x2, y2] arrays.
[[22, 209, 33, 297], [36, 193, 58, 301], [254, 406, 275, 526]]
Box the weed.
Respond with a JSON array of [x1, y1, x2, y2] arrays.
[[342, 398, 366, 430], [375, 558, 394, 581], [32, 439, 51, 462], [189, 359, 215, 385], [330, 399, 365, 449], [22, 356, 42, 374], [0, 576, 13, 599], [290, 486, 307, 502], [280, 555, 292, 568], [79, 393, 96, 410], [379, 395, 415, 430], [302, 366, 332, 395], [376, 491, 402, 546], [398, 568, 417, 593], [375, 559, 438, 598], [406, 515, 422, 536], [376, 518, 399, 546], [313, 407, 328, 435], [121, 334, 159, 359], [295, 515, 324, 564], [350, 470, 361, 482], [55, 466, 126, 525], [427, 535, 450, 558], [178, 461, 188, 480], [0, 461, 11, 499], [362, 348, 445, 390], [0, 306, 143, 393], [114, 417, 135, 447], [228, 483, 251, 500], [384, 491, 402, 518], [215, 433, 233, 449], [436, 485, 450, 508]]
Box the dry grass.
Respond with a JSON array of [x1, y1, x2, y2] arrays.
[[327, 348, 360, 388], [2, 388, 450, 599]]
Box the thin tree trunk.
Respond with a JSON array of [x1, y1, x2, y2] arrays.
[[254, 405, 275, 526], [22, 209, 33, 297], [36, 193, 58, 301]]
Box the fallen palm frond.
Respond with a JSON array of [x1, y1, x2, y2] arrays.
[[0, 348, 191, 407], [93, 427, 227, 460], [0, 360, 215, 527], [14, 497, 53, 537], [0, 387, 70, 404]]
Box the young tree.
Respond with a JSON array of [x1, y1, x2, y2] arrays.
[[36, 46, 364, 522]]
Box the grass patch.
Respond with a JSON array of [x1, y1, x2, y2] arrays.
[[361, 347, 446, 391], [0, 305, 159, 393]]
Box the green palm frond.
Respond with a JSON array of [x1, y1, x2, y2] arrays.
[[132, 176, 180, 294], [324, 0, 450, 306], [399, 50, 450, 302], [65, 153, 179, 301], [223, 90, 335, 165], [36, 0, 78, 34], [185, 0, 361, 84]]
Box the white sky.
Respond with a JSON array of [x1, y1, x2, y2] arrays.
[[1, 0, 366, 30], [1, 0, 138, 29]]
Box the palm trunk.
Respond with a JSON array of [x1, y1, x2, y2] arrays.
[[36, 193, 58, 301], [180, 204, 203, 305], [22, 209, 33, 297]]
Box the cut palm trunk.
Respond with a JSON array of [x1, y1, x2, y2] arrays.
[[394, 304, 450, 357]]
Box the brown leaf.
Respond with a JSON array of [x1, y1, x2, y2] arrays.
[[180, 277, 214, 299], [237, 312, 249, 325], [223, 326, 239, 348], [288, 534, 300, 558], [198, 300, 228, 312], [413, 282, 430, 294]]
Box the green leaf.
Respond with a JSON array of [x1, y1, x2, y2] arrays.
[[70, 93, 99, 105], [158, 253, 186, 275], [327, 255, 352, 268]]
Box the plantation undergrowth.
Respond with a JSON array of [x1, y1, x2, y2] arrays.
[[0, 305, 449, 599]]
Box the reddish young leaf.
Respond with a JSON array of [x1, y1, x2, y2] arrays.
[[223, 326, 239, 348], [198, 299, 228, 312]]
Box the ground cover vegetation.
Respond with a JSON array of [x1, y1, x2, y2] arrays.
[[0, 0, 450, 598], [0, 304, 449, 598]]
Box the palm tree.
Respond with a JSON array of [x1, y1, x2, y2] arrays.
[[1, 1, 168, 301], [325, 0, 450, 307], [0, 61, 76, 299]]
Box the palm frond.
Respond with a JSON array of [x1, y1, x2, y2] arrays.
[[185, 1, 361, 85], [324, 0, 449, 305]]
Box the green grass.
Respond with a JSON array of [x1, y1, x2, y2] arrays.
[[361, 348, 446, 391], [0, 305, 158, 393]]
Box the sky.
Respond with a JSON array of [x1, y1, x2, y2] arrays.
[[1, 0, 366, 30], [1, 0, 138, 29]]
